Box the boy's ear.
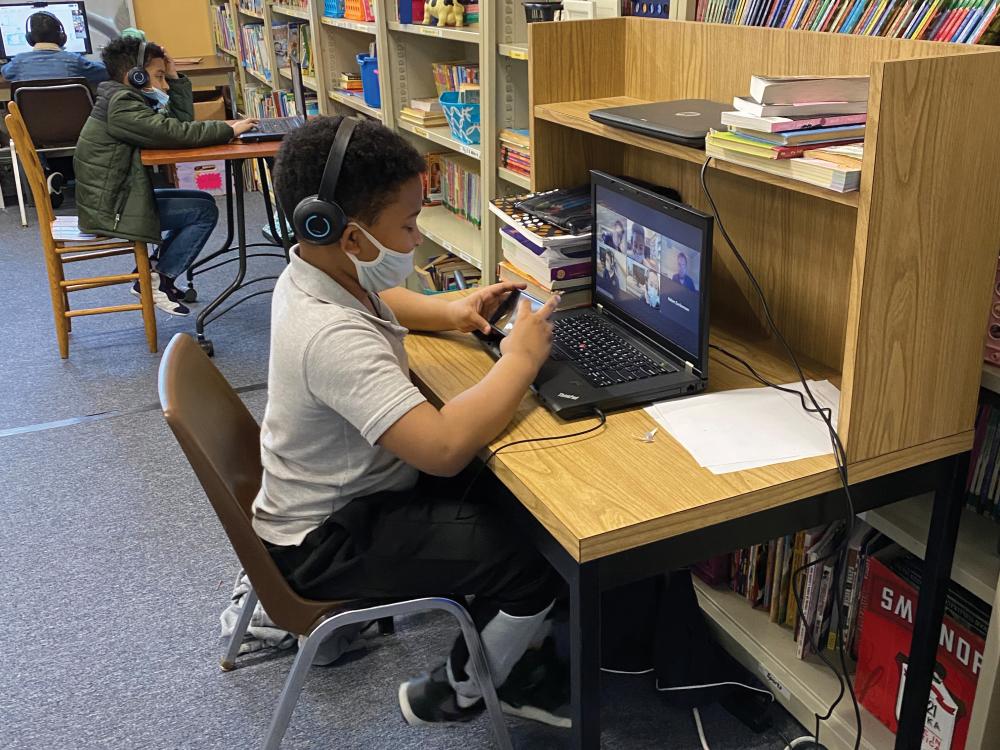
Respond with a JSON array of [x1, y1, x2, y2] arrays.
[[338, 223, 363, 257]]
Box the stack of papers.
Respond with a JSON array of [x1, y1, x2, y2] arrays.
[[51, 216, 98, 242], [645, 380, 840, 475]]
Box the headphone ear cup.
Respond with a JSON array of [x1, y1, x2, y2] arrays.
[[25, 31, 35, 46], [128, 67, 149, 89], [293, 196, 347, 246], [58, 29, 68, 47]]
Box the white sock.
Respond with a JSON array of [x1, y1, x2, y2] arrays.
[[448, 602, 555, 708]]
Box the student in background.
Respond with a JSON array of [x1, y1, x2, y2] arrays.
[[601, 249, 621, 297], [1, 11, 107, 83], [260, 116, 570, 730], [645, 272, 661, 309], [74, 37, 257, 316], [672, 251, 697, 292]]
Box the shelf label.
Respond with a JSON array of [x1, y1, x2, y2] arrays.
[[459, 144, 479, 158], [509, 49, 528, 60], [419, 26, 443, 37], [757, 665, 790, 702], [413, 126, 429, 138]]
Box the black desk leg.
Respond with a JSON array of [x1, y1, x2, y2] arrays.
[[186, 160, 235, 292], [894, 452, 970, 750], [195, 158, 247, 357], [571, 563, 601, 749]]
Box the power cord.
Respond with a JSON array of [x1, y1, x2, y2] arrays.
[[455, 407, 608, 519], [700, 158, 861, 750]]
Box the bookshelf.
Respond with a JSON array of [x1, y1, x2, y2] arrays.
[[528, 16, 1000, 750]]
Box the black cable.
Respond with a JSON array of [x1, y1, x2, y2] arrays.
[[456, 407, 608, 519], [701, 159, 861, 750]]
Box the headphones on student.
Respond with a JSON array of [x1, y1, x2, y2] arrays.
[[25, 11, 68, 48], [292, 117, 358, 245], [127, 40, 150, 89]]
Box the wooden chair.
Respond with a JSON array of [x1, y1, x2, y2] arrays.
[[4, 102, 157, 359], [158, 333, 513, 750]]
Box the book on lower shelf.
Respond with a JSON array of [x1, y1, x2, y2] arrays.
[[499, 128, 531, 178], [415, 253, 481, 292], [855, 546, 992, 750]]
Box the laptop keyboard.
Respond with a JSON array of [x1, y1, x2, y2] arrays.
[[552, 314, 678, 388], [252, 116, 304, 134]]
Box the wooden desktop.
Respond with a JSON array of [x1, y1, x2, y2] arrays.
[[405, 18, 1000, 750]]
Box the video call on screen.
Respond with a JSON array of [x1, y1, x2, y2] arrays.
[[1, 3, 89, 56], [594, 186, 703, 359]]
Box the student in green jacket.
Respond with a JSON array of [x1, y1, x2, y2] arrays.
[[74, 37, 257, 316]]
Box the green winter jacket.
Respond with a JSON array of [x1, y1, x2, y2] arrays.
[[73, 76, 234, 243]]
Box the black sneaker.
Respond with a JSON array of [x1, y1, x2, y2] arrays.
[[398, 664, 484, 726], [498, 639, 572, 728], [139, 271, 190, 316]]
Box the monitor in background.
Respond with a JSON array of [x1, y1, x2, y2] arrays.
[[0, 2, 92, 59], [289, 52, 306, 119], [593, 174, 711, 367]]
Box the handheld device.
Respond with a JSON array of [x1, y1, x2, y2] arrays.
[[489, 289, 544, 336], [0, 2, 92, 59]]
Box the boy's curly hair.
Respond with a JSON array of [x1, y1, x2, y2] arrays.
[[102, 36, 165, 83], [274, 116, 426, 225]]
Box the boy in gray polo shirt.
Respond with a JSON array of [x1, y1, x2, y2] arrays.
[[257, 116, 569, 728]]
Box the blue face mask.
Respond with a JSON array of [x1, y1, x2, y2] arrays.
[[143, 87, 170, 110]]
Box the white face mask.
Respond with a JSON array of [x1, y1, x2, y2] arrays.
[[347, 222, 415, 293], [143, 86, 170, 110]]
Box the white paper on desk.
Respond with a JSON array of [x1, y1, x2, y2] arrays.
[[645, 380, 840, 474]]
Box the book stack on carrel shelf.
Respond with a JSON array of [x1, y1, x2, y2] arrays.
[[489, 191, 593, 310], [499, 128, 531, 180], [707, 74, 869, 193]]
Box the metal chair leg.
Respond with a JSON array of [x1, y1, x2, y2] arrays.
[[436, 599, 514, 750], [221, 587, 258, 671], [262, 598, 513, 750]]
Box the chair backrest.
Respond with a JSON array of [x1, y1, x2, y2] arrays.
[[13, 79, 94, 149], [5, 102, 55, 241], [157, 333, 334, 635]]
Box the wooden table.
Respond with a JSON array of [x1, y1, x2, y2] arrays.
[[404, 315, 970, 749], [0, 54, 236, 102], [142, 137, 288, 356]]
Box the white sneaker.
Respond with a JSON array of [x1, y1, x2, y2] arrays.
[[132, 271, 190, 317]]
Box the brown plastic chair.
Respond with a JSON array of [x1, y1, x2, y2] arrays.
[[157, 333, 512, 750], [4, 102, 157, 359]]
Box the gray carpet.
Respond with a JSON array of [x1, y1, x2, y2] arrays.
[[1, 190, 806, 748]]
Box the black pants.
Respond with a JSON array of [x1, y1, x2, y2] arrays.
[[268, 467, 560, 667]]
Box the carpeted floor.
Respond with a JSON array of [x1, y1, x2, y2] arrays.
[[1, 189, 807, 749]]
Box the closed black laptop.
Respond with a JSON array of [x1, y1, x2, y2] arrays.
[[481, 171, 713, 420], [589, 99, 728, 148]]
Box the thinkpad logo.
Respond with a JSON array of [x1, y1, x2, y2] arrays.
[[557, 393, 580, 401]]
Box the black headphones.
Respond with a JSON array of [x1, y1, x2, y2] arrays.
[[127, 40, 150, 89], [292, 117, 358, 245], [25, 10, 68, 48]]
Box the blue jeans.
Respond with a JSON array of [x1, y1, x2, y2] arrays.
[[153, 189, 219, 279]]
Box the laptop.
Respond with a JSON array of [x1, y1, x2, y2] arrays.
[[480, 171, 713, 420], [239, 55, 307, 142], [589, 99, 728, 148]]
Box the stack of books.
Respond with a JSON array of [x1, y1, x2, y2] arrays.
[[239, 0, 265, 14], [489, 194, 593, 310], [439, 154, 482, 227], [336, 72, 362, 92], [696, 521, 893, 661], [415, 254, 482, 292], [211, 1, 238, 54], [240, 22, 272, 82], [432, 61, 480, 95], [707, 75, 868, 193], [400, 98, 448, 127], [464, 3, 480, 23], [499, 128, 531, 180], [693, 0, 1000, 44]]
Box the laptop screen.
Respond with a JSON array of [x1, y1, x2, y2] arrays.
[[290, 53, 307, 119], [592, 172, 712, 369]]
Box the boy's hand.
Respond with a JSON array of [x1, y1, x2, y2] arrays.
[[447, 281, 525, 334], [500, 295, 559, 371], [231, 119, 260, 137], [163, 49, 179, 79]]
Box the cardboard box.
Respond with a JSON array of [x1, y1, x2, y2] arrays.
[[193, 96, 226, 122], [175, 161, 227, 196]]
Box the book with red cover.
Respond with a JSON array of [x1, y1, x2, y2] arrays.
[[854, 554, 987, 750]]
